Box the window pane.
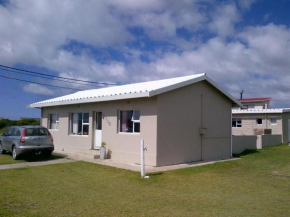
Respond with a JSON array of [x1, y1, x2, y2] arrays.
[[132, 110, 140, 121], [72, 113, 79, 134], [11, 128, 18, 136], [270, 118, 277, 125], [83, 113, 89, 123], [134, 123, 140, 133], [50, 114, 57, 129], [232, 120, 237, 127], [96, 112, 102, 130], [83, 125, 89, 135], [120, 110, 133, 132], [6, 128, 13, 136], [78, 113, 82, 135], [26, 128, 49, 136], [257, 119, 262, 125]]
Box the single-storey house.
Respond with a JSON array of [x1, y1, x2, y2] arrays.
[[29, 73, 241, 166]]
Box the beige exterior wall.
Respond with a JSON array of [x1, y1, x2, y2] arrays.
[[232, 114, 282, 136], [42, 97, 158, 166], [156, 81, 232, 166]]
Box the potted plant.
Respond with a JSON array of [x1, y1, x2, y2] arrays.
[[100, 142, 106, 159]]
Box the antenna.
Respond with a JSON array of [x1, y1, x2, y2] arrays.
[[240, 90, 244, 100]]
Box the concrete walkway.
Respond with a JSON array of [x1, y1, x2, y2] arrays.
[[0, 158, 75, 170], [80, 157, 240, 173]]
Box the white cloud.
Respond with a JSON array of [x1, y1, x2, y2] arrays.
[[22, 84, 55, 96], [1, 0, 290, 108], [209, 3, 240, 37]]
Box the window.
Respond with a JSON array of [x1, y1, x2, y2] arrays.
[[71, 113, 89, 135], [256, 118, 262, 125], [119, 110, 140, 133], [270, 118, 277, 125], [49, 114, 59, 130], [25, 128, 49, 136], [232, 118, 242, 127], [96, 112, 102, 130], [11, 129, 21, 136]]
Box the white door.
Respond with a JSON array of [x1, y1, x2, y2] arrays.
[[288, 119, 290, 143], [94, 112, 102, 149]]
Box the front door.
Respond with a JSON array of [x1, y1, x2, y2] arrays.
[[94, 112, 102, 149]]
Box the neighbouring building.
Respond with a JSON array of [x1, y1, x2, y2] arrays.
[[233, 97, 271, 110], [29, 73, 241, 167], [232, 97, 290, 144]]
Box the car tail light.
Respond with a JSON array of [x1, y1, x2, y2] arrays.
[[20, 129, 26, 144], [46, 128, 53, 142]]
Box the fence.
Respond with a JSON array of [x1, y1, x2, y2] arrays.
[[232, 134, 282, 154]]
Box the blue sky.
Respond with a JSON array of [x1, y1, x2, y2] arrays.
[[0, 0, 290, 119]]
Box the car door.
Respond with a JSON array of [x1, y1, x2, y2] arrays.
[[2, 128, 14, 150], [10, 128, 20, 151]]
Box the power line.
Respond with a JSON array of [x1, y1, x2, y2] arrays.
[[0, 74, 81, 91], [0, 67, 100, 88], [0, 64, 117, 86]]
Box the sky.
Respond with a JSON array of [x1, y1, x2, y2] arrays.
[[0, 0, 290, 119]]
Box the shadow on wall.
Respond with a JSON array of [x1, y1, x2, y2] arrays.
[[233, 149, 260, 158], [107, 149, 112, 159]]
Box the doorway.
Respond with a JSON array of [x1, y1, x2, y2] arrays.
[[94, 112, 102, 149]]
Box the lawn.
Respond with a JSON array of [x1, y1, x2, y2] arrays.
[[0, 145, 290, 217]]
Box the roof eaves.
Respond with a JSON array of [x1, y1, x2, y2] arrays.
[[28, 91, 150, 108]]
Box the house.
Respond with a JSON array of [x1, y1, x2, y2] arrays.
[[237, 97, 271, 109], [29, 73, 241, 166], [232, 97, 290, 144]]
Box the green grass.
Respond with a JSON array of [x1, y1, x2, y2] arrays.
[[0, 145, 290, 217], [0, 153, 63, 165]]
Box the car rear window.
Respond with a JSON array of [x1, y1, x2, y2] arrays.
[[25, 128, 49, 136]]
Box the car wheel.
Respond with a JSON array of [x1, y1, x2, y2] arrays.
[[0, 144, 6, 154], [12, 146, 19, 160]]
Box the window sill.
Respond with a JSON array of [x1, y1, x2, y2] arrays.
[[49, 129, 59, 131], [118, 132, 140, 135], [69, 134, 89, 137]]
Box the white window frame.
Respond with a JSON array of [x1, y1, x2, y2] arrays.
[[256, 118, 263, 125], [232, 118, 242, 128], [119, 110, 140, 134], [49, 114, 59, 130], [270, 118, 277, 125], [70, 112, 89, 136]]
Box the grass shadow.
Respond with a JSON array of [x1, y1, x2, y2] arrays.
[[147, 172, 164, 176], [233, 149, 260, 158]]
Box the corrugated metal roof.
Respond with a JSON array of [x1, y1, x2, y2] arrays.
[[232, 108, 290, 114], [29, 73, 242, 108], [237, 97, 271, 102]]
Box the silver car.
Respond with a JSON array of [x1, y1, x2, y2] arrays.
[[0, 126, 54, 160]]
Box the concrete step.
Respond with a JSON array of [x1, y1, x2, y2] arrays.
[[54, 148, 100, 160]]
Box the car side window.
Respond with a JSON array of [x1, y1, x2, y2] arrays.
[[5, 128, 14, 136], [15, 129, 21, 137], [11, 128, 19, 136]]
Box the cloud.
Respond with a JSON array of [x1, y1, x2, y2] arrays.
[[1, 0, 290, 108], [209, 3, 240, 37], [22, 84, 55, 96]]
